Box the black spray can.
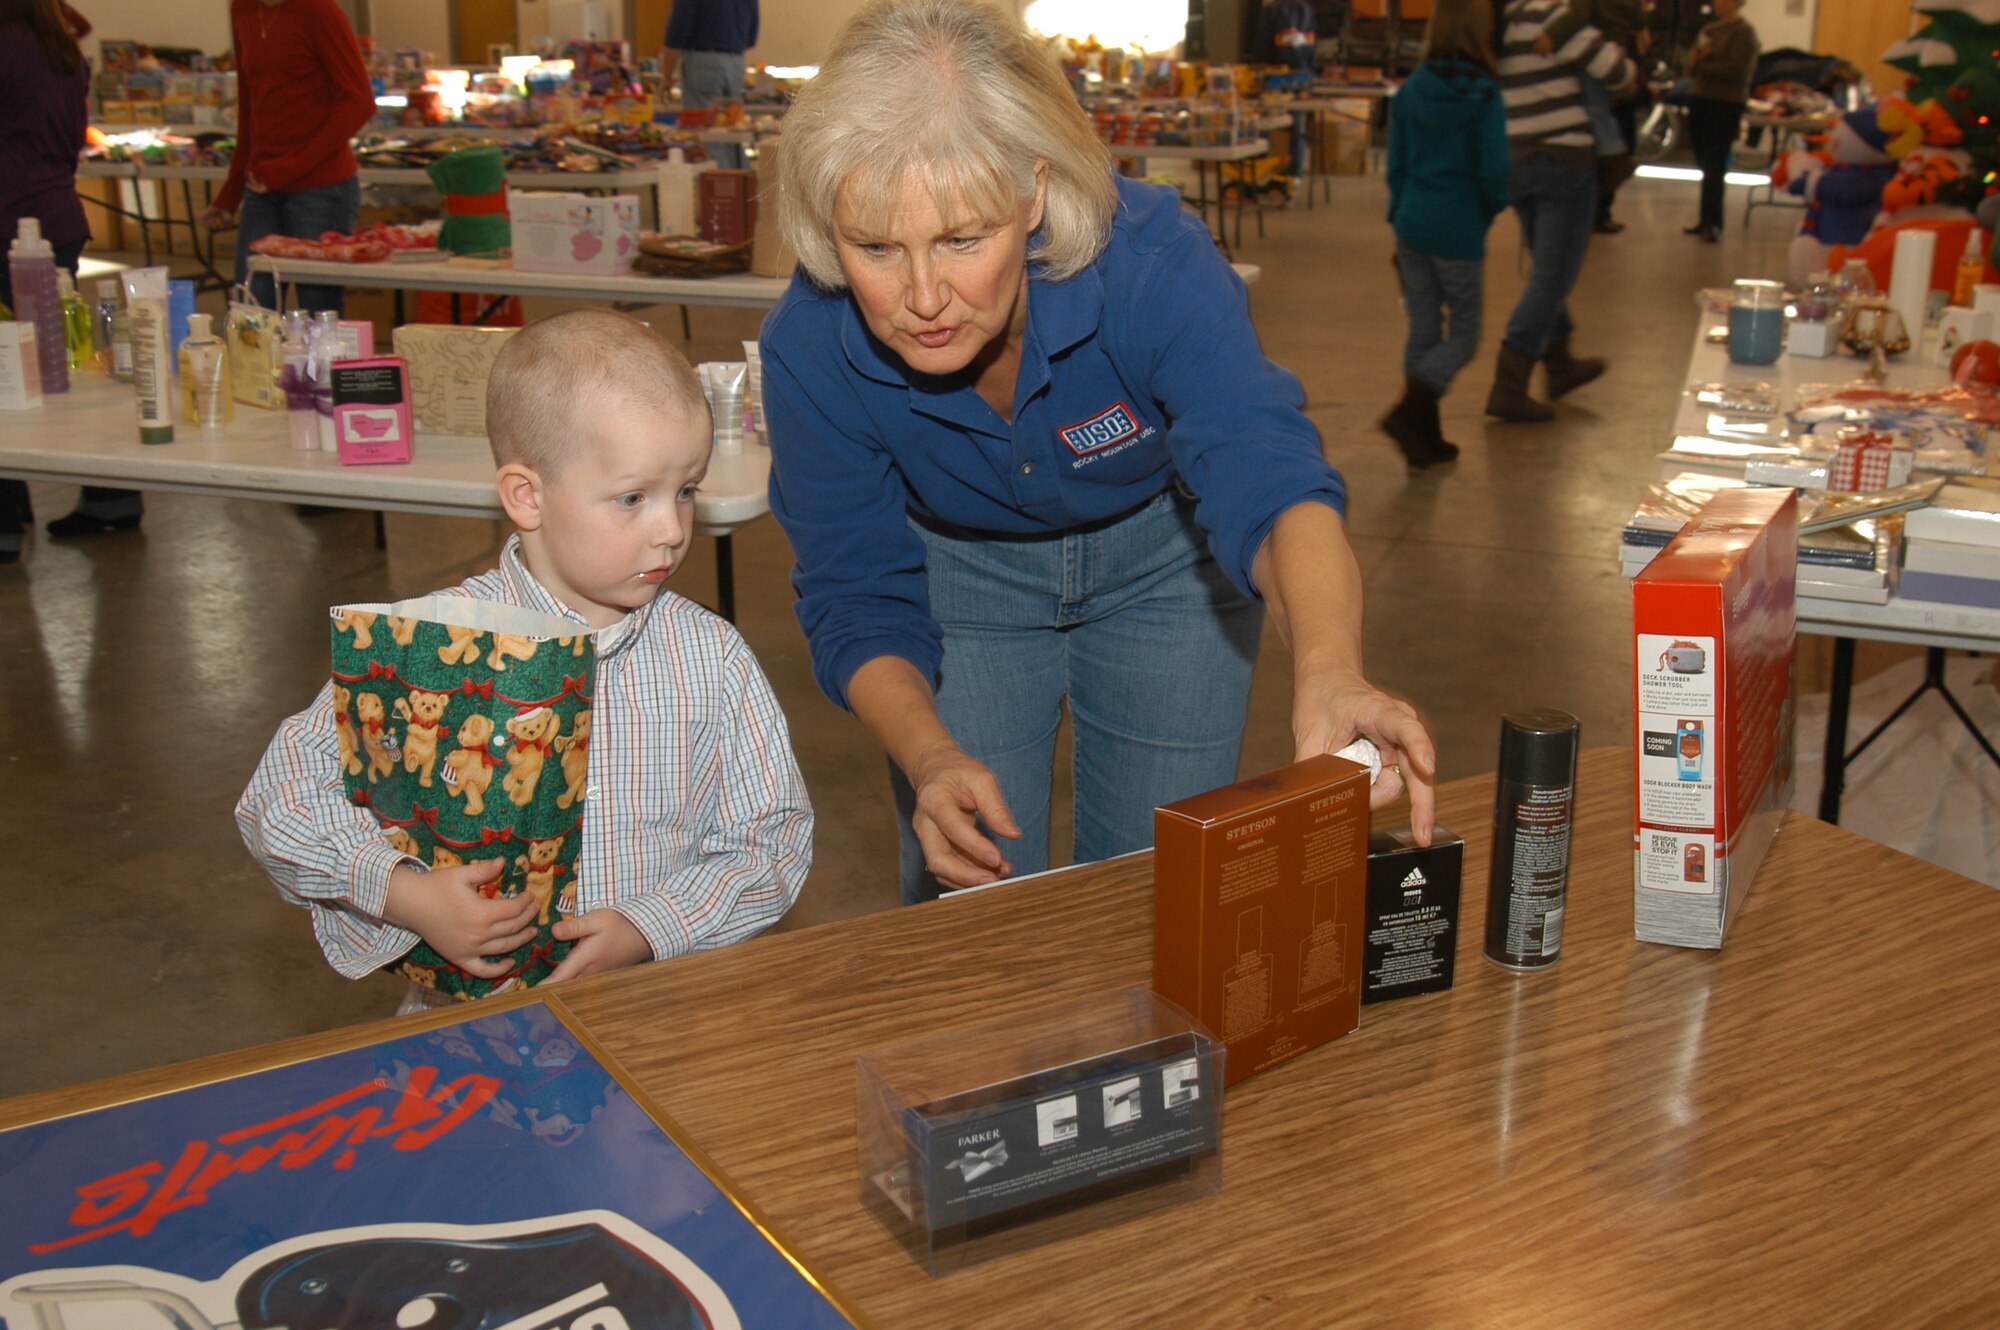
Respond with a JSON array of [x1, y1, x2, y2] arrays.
[[1483, 709, 1580, 970]]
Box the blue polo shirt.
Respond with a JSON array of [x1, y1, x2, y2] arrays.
[[760, 174, 1344, 709]]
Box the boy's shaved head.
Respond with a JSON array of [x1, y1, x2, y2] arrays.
[[486, 310, 708, 475]]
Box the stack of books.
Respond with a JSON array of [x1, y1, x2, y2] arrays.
[[1901, 481, 2000, 609], [1621, 473, 1941, 605]]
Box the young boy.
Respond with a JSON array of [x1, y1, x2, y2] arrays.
[[237, 309, 813, 1010]]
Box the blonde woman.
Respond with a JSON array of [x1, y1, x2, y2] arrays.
[[761, 0, 1437, 902]]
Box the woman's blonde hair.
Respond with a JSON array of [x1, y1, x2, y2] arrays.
[[778, 0, 1120, 288]]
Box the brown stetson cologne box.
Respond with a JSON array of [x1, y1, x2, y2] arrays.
[[1154, 754, 1370, 1088]]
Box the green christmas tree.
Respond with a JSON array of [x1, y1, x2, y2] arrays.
[[1883, 0, 2000, 222]]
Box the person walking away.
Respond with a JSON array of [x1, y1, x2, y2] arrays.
[[200, 0, 375, 314], [1487, 0, 1636, 422], [661, 0, 758, 169], [1534, 0, 1649, 232], [1381, 0, 1510, 468], [0, 0, 112, 557], [1681, 0, 1757, 242], [1254, 0, 1318, 182]]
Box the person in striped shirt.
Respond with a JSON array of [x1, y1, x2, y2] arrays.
[[1486, 0, 1637, 422], [237, 310, 814, 1011]]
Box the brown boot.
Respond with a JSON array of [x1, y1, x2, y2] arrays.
[[1543, 337, 1607, 399], [1485, 344, 1554, 422]]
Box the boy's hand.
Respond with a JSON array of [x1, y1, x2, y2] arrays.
[[546, 909, 652, 982], [383, 860, 539, 978], [1534, 32, 1556, 55]]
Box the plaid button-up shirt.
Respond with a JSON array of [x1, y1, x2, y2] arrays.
[[237, 537, 813, 1000]]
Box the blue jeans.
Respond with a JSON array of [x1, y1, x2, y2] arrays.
[[893, 488, 1264, 903], [1397, 244, 1484, 395], [1579, 73, 1625, 155], [1501, 153, 1596, 359], [235, 175, 362, 314], [680, 50, 746, 168]]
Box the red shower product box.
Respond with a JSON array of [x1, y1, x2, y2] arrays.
[[1631, 487, 1797, 949]]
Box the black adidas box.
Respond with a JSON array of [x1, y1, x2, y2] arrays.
[[1362, 825, 1464, 1005]]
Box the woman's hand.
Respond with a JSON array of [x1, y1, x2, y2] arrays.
[[1291, 667, 1438, 841], [907, 741, 1021, 889]]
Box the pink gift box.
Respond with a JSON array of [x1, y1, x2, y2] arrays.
[[331, 356, 415, 465]]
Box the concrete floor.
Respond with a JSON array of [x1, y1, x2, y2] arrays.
[[0, 172, 1857, 1098]]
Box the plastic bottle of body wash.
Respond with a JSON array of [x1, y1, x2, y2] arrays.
[[8, 218, 69, 393], [310, 310, 339, 449], [280, 312, 318, 450], [57, 270, 92, 371], [93, 279, 120, 376], [178, 312, 233, 430]]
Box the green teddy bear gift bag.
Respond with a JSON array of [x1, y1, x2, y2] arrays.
[[330, 596, 595, 1000]]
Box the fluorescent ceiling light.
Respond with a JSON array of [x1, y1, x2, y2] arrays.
[[1636, 164, 1772, 187]]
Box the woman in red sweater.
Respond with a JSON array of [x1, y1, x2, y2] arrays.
[[201, 0, 375, 313]]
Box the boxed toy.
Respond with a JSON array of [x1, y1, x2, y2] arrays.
[[1154, 754, 1369, 1087], [330, 356, 415, 465], [509, 192, 640, 276], [1632, 487, 1797, 949], [390, 324, 518, 436]]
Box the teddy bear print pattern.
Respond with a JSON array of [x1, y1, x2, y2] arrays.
[[332, 607, 595, 1001]]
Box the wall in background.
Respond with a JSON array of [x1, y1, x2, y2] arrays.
[[1742, 0, 1817, 58], [1814, 0, 1914, 98]]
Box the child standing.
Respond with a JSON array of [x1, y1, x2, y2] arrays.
[[1381, 0, 1512, 469], [238, 309, 813, 1010]]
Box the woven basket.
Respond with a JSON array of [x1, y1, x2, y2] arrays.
[[634, 234, 753, 277]]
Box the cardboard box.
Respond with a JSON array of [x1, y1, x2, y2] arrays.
[[699, 169, 757, 245], [1154, 754, 1370, 1088], [1936, 305, 1996, 365], [391, 324, 518, 436], [1632, 488, 1797, 949], [0, 324, 44, 411], [1362, 825, 1463, 1004], [1829, 431, 1914, 491], [509, 192, 641, 276], [331, 357, 415, 465]]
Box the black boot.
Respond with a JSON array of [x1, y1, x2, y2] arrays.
[[1543, 337, 1607, 399], [1485, 344, 1554, 422], [47, 487, 144, 537], [1380, 379, 1459, 469]]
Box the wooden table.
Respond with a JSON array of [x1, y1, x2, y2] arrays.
[[0, 375, 770, 619], [8, 749, 1997, 1325]]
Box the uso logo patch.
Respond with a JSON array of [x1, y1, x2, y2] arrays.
[[1058, 401, 1143, 456]]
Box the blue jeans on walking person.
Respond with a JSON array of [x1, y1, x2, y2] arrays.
[[235, 175, 362, 314], [892, 487, 1265, 904], [1397, 243, 1484, 395], [679, 50, 747, 169], [1500, 152, 1596, 359]]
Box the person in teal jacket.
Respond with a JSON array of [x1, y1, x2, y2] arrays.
[[1380, 0, 1512, 469]]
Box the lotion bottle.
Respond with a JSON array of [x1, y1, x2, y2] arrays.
[[178, 312, 233, 430]]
